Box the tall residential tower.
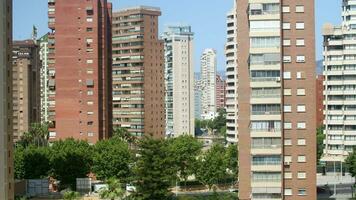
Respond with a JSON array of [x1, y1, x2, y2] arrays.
[[48, 0, 113, 143], [237, 0, 316, 199], [0, 0, 14, 199], [112, 6, 165, 138], [200, 49, 217, 120], [225, 3, 239, 144], [162, 25, 195, 137], [322, 0, 356, 162]]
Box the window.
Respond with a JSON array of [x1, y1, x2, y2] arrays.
[[298, 139, 306, 146], [87, 101, 94, 105], [283, 39, 291, 46], [285, 188, 292, 196], [296, 55, 305, 63], [284, 105, 292, 113], [298, 189, 307, 196], [297, 122, 306, 129], [282, 6, 290, 13], [86, 59, 93, 64], [298, 155, 306, 162], [283, 22, 291, 30], [296, 39, 305, 46], [87, 111, 94, 115], [284, 122, 292, 129], [88, 132, 94, 137], [283, 55, 291, 63], [87, 90, 93, 96], [296, 22, 305, 30], [250, 37, 280, 48], [284, 155, 292, 163], [86, 17, 93, 22], [297, 72, 305, 79], [296, 5, 305, 13], [284, 172, 292, 179], [284, 139, 292, 146], [284, 88, 292, 96], [283, 72, 291, 79], [87, 69, 94, 74], [298, 172, 306, 179], [297, 105, 306, 112], [297, 88, 305, 96], [86, 27, 93, 32]]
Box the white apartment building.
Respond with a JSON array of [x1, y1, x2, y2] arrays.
[[200, 49, 217, 120], [322, 0, 356, 162], [225, 2, 238, 144], [162, 25, 195, 137], [39, 34, 50, 124]]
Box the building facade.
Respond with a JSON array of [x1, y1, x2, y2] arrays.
[[194, 79, 202, 120], [225, 3, 239, 144], [216, 75, 226, 111], [237, 0, 316, 199], [48, 0, 113, 143], [316, 75, 324, 128], [112, 6, 165, 138], [322, 0, 356, 162], [162, 25, 195, 137], [200, 49, 217, 120], [39, 34, 50, 124], [0, 0, 14, 199], [12, 40, 41, 140]]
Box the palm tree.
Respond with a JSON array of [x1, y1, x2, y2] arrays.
[[99, 178, 125, 200], [113, 128, 136, 148], [19, 122, 49, 147]]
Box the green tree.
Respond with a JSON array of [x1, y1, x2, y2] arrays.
[[225, 144, 238, 177], [317, 126, 325, 164], [49, 138, 93, 190], [19, 123, 49, 147], [14, 145, 50, 179], [346, 150, 356, 182], [92, 137, 132, 181], [195, 144, 228, 190], [113, 128, 137, 147], [63, 190, 81, 200], [167, 135, 203, 188], [133, 137, 174, 200], [99, 178, 125, 200]]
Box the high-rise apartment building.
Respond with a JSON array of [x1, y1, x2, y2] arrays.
[[322, 0, 356, 162], [39, 34, 50, 124], [216, 75, 226, 111], [0, 0, 14, 199], [48, 0, 113, 143], [225, 3, 238, 145], [200, 49, 217, 120], [162, 25, 195, 137], [12, 40, 41, 140], [112, 6, 165, 138], [237, 1, 316, 199]]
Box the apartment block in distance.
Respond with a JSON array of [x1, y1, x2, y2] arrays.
[[0, 0, 14, 199], [12, 40, 41, 140], [225, 2, 238, 144], [322, 0, 356, 162], [48, 0, 113, 143], [216, 75, 226, 111], [200, 49, 217, 120], [112, 6, 165, 138], [39, 34, 50, 124], [237, 0, 316, 199], [162, 25, 195, 137]]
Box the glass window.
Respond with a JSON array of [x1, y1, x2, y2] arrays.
[[282, 6, 290, 13], [296, 22, 305, 30], [296, 5, 305, 13], [298, 155, 306, 162], [298, 139, 306, 146], [285, 188, 292, 196], [283, 22, 291, 30], [297, 105, 306, 112], [283, 72, 291, 79]]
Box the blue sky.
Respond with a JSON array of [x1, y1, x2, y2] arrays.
[[14, 0, 342, 71]]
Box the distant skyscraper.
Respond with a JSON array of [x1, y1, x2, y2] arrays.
[[216, 75, 226, 111], [162, 25, 195, 137], [225, 2, 238, 144], [0, 0, 14, 199], [112, 6, 165, 138], [316, 75, 324, 128], [237, 0, 317, 199], [48, 0, 113, 143], [322, 0, 356, 162], [200, 49, 217, 120], [12, 40, 41, 140], [39, 34, 50, 124], [194, 80, 202, 120]]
